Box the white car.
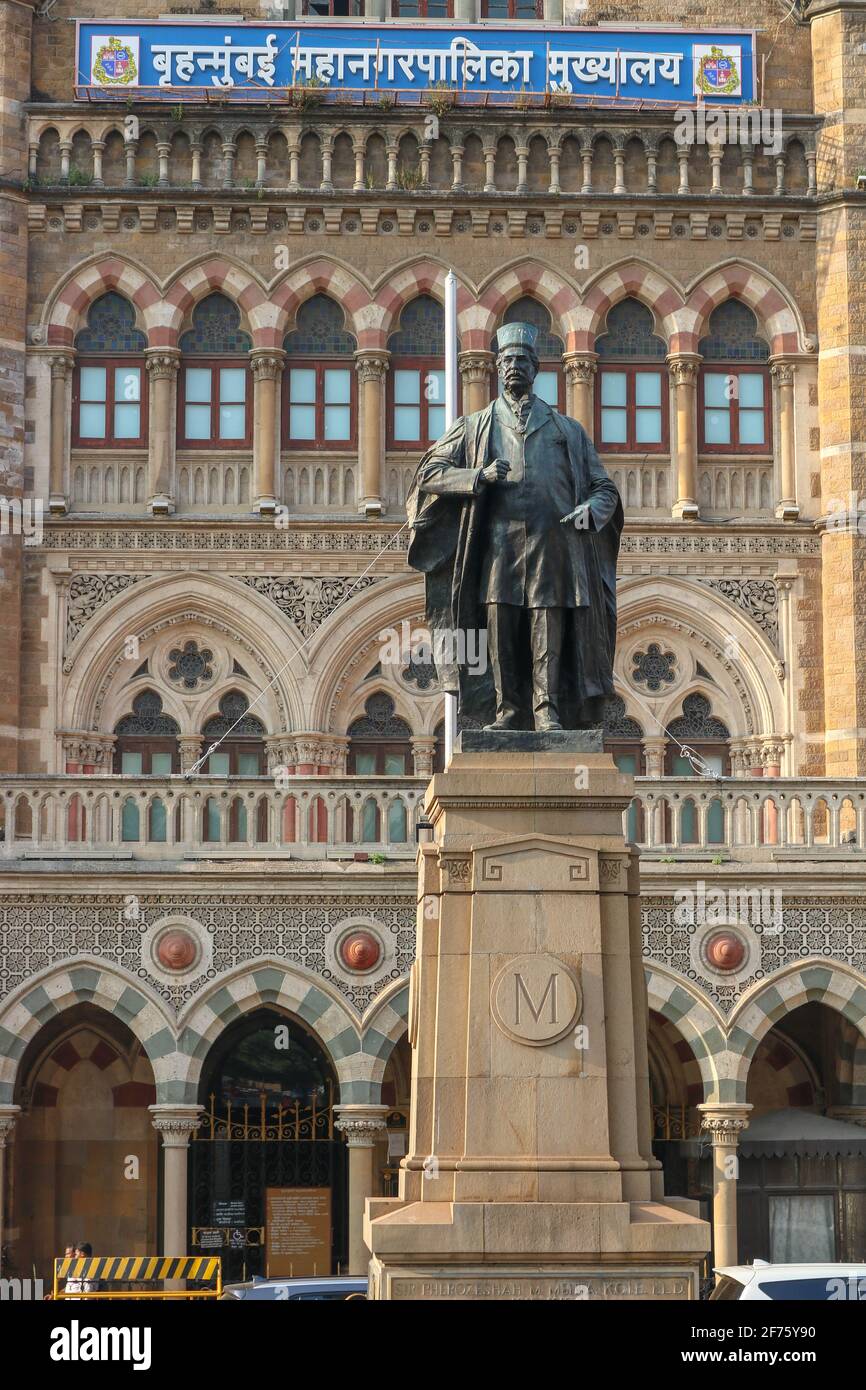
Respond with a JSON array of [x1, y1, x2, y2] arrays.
[[710, 1260, 866, 1301]]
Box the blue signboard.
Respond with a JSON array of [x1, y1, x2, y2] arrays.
[[75, 21, 756, 104]]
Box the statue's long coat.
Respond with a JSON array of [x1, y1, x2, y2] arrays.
[[406, 398, 624, 729]]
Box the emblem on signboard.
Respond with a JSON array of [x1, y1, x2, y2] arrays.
[[91, 35, 139, 87], [693, 44, 741, 98]]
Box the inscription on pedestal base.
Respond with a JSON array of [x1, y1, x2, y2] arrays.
[[373, 1264, 699, 1301]]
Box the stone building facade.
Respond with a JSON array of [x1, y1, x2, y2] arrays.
[[0, 0, 865, 1284]]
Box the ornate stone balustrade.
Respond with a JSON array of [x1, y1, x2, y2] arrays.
[[0, 774, 424, 861], [631, 777, 866, 852], [27, 113, 818, 202], [3, 773, 866, 861]]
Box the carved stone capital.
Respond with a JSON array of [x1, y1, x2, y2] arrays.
[[148, 1104, 204, 1147], [769, 360, 796, 388], [698, 1103, 752, 1144], [354, 352, 390, 384], [60, 730, 116, 766], [178, 735, 204, 773], [144, 349, 181, 380], [250, 349, 286, 381], [667, 355, 700, 387], [334, 1104, 389, 1148], [0, 1106, 21, 1146], [458, 350, 494, 384], [48, 350, 75, 380], [563, 354, 598, 385]]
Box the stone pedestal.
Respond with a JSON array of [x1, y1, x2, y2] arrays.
[[365, 742, 710, 1300]]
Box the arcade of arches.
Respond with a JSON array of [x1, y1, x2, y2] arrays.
[[3, 991, 864, 1280]]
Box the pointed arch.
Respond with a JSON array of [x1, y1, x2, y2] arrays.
[[270, 256, 373, 348], [176, 960, 381, 1103], [644, 964, 724, 1098], [577, 259, 685, 354], [473, 259, 582, 351], [163, 257, 270, 347], [683, 261, 808, 356], [43, 254, 161, 347], [371, 257, 472, 348], [726, 962, 866, 1099], [0, 959, 177, 1104]]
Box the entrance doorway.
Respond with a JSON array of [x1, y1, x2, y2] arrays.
[[189, 1008, 347, 1280]]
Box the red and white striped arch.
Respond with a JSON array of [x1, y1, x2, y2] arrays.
[[45, 257, 161, 347], [576, 261, 685, 354], [471, 262, 582, 352]]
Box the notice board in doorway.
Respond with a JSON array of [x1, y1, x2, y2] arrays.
[[266, 1187, 332, 1278]]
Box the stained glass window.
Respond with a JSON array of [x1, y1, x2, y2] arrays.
[[699, 301, 770, 363], [114, 690, 180, 737], [348, 693, 412, 774], [179, 294, 252, 356], [202, 691, 266, 738], [667, 694, 730, 742], [284, 295, 356, 356], [500, 296, 564, 359], [603, 696, 644, 740], [596, 299, 666, 360], [387, 295, 447, 357], [75, 293, 146, 354]]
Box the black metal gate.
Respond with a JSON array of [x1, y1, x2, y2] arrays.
[[188, 1089, 347, 1282]]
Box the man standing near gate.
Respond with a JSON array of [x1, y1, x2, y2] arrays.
[[406, 321, 623, 732]]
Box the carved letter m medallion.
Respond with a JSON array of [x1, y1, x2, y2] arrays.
[[491, 953, 582, 1047]]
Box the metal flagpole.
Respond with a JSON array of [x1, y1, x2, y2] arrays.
[[444, 270, 458, 767]]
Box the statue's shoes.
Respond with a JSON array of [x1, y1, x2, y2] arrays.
[[483, 720, 520, 731], [535, 718, 563, 732]]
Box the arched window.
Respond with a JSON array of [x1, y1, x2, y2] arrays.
[[496, 297, 564, 410], [665, 694, 731, 776], [391, 0, 453, 12], [698, 301, 771, 453], [481, 0, 542, 14], [387, 296, 454, 448], [348, 693, 412, 774], [200, 691, 267, 775], [178, 294, 252, 448], [603, 696, 646, 775], [595, 299, 668, 454], [603, 696, 645, 842], [73, 293, 147, 448], [283, 295, 357, 450], [113, 691, 180, 774]]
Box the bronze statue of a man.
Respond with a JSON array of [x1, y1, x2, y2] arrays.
[[407, 321, 623, 732]]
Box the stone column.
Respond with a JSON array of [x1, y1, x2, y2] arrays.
[[91, 140, 105, 187], [355, 351, 389, 517], [770, 359, 800, 521], [149, 1105, 203, 1256], [668, 355, 700, 520], [642, 736, 667, 778], [49, 350, 75, 515], [458, 351, 494, 415], [698, 1102, 752, 1276], [411, 736, 437, 778], [145, 350, 180, 516], [0, 1106, 20, 1276], [563, 354, 597, 436], [178, 735, 204, 774], [251, 349, 285, 516], [334, 1104, 388, 1275]]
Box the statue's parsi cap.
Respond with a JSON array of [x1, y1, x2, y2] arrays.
[[494, 321, 539, 354]]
